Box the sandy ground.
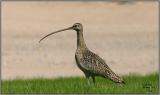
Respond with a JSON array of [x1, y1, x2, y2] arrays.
[[2, 1, 159, 80]]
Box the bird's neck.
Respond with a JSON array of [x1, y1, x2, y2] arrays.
[[77, 30, 87, 50]]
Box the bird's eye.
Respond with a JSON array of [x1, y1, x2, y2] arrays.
[[74, 25, 78, 28], [73, 24, 80, 29], [76, 25, 79, 28]]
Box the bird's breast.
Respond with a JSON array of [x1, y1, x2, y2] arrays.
[[75, 51, 87, 72], [75, 50, 83, 59]]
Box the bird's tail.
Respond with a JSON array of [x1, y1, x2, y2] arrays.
[[104, 69, 125, 84]]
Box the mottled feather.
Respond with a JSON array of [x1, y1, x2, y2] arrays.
[[76, 49, 125, 83], [40, 23, 125, 84]]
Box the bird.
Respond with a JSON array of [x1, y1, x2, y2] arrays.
[[39, 23, 125, 84]]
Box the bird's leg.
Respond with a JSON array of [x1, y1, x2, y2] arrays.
[[85, 73, 90, 85], [91, 76, 95, 85], [87, 77, 90, 85]]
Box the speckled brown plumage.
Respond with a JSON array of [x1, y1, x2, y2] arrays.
[[75, 48, 124, 84], [39, 23, 125, 84]]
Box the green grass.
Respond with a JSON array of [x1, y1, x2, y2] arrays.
[[1, 73, 159, 94]]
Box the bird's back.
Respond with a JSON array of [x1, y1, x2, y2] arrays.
[[75, 49, 125, 83]]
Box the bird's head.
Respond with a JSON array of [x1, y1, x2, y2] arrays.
[[72, 23, 83, 31], [39, 23, 83, 43]]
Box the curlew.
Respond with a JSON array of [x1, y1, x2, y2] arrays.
[[39, 23, 125, 84]]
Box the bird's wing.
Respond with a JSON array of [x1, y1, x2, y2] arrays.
[[81, 50, 124, 83]]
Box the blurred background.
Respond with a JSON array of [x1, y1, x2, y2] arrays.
[[2, 1, 158, 80]]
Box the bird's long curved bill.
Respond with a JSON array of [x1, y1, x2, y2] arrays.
[[39, 27, 73, 43]]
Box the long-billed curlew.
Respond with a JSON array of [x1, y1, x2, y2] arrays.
[[39, 23, 125, 84]]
